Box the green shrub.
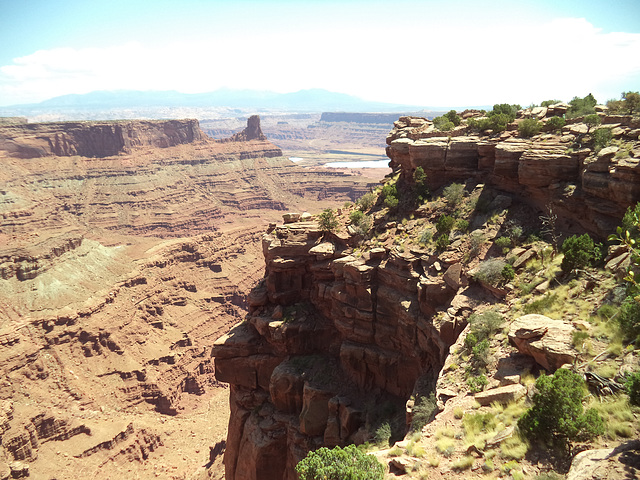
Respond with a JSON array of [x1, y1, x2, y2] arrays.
[[468, 311, 504, 342], [455, 219, 469, 232], [507, 223, 523, 245], [541, 99, 562, 107], [357, 192, 376, 211], [419, 229, 433, 245], [436, 214, 455, 234], [472, 339, 490, 369], [469, 231, 485, 258], [545, 116, 566, 132], [464, 332, 478, 350], [412, 166, 429, 201], [467, 375, 488, 393], [374, 422, 391, 446], [501, 263, 515, 282], [384, 195, 399, 210], [446, 109, 462, 126], [352, 214, 372, 237], [487, 113, 512, 133], [593, 128, 613, 152], [443, 183, 465, 206], [518, 118, 542, 138], [495, 236, 511, 251], [617, 296, 640, 343], [433, 116, 455, 131], [584, 114, 601, 132], [625, 372, 640, 406], [561, 233, 599, 273], [349, 210, 364, 225], [474, 258, 508, 286], [621, 202, 640, 238], [295, 444, 385, 480], [606, 92, 640, 115], [489, 103, 520, 120], [518, 369, 604, 449], [435, 233, 450, 251], [469, 112, 514, 133], [382, 182, 397, 200], [317, 209, 339, 233]]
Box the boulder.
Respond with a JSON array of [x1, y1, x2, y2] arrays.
[[282, 213, 301, 224], [443, 263, 463, 290], [474, 384, 527, 406], [567, 440, 640, 480], [508, 314, 577, 371], [512, 248, 537, 269], [390, 456, 413, 473], [269, 362, 305, 414], [309, 242, 335, 259]]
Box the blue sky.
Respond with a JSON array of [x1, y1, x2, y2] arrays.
[[1, 0, 639, 107]]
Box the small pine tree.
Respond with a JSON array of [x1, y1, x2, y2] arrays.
[[561, 233, 599, 273], [317, 208, 339, 233], [584, 114, 601, 133], [518, 369, 604, 450]]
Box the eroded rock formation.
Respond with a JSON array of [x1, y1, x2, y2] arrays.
[[0, 115, 377, 479], [0, 119, 207, 158], [386, 113, 640, 237], [213, 221, 483, 479]]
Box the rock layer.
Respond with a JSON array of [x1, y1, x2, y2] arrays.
[[213, 222, 480, 479], [386, 114, 640, 237], [0, 116, 378, 479]]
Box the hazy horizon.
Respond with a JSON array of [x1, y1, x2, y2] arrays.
[[1, 0, 639, 108]]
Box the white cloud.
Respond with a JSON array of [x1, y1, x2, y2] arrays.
[[1, 17, 639, 107]]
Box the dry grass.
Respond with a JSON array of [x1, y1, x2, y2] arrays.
[[451, 455, 474, 471]]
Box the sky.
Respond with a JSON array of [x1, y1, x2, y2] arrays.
[[1, 0, 639, 108]]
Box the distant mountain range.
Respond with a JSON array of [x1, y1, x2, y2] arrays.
[[2, 88, 428, 114]]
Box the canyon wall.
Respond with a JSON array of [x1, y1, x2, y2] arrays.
[[0, 116, 377, 479], [213, 221, 482, 479], [0, 119, 208, 158], [385, 114, 640, 237]]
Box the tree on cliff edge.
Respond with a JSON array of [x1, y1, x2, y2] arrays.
[[317, 208, 340, 233]]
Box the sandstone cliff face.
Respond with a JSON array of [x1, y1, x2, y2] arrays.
[[213, 221, 478, 479], [0, 119, 206, 158], [385, 114, 640, 237]]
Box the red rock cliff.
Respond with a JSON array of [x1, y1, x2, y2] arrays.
[[0, 119, 206, 158], [385, 113, 640, 237], [212, 220, 473, 479]]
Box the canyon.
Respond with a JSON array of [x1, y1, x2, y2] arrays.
[[213, 109, 640, 479], [0, 116, 379, 479], [2, 107, 639, 479]]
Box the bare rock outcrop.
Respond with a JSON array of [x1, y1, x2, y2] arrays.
[[229, 115, 267, 142], [508, 314, 578, 371], [214, 222, 472, 479]]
